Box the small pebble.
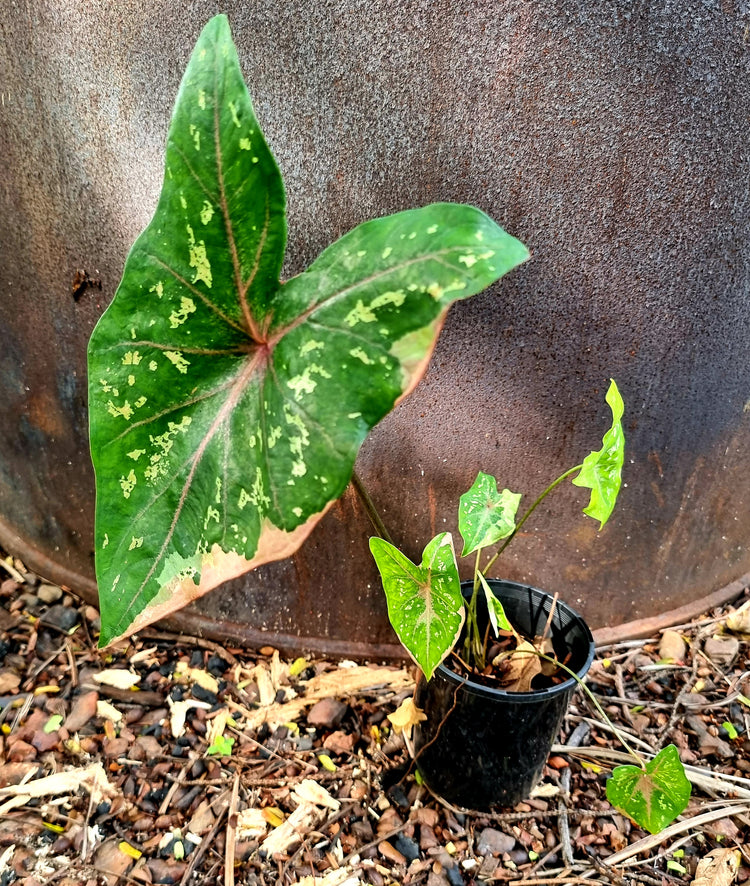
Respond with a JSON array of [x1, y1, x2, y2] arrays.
[[476, 827, 515, 856], [39, 604, 80, 632], [703, 635, 740, 668], [37, 584, 63, 604], [393, 833, 420, 862], [378, 840, 406, 865], [307, 697, 348, 729]]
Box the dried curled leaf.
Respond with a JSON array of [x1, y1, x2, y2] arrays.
[[692, 847, 741, 886], [387, 697, 427, 739], [492, 640, 542, 692]]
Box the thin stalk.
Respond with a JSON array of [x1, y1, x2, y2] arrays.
[[351, 471, 393, 545], [535, 650, 645, 768], [482, 464, 583, 576], [464, 549, 485, 666]]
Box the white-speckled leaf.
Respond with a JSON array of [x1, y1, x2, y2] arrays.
[[370, 533, 464, 680], [572, 379, 625, 528], [458, 472, 521, 556], [88, 15, 528, 646], [606, 744, 691, 834]]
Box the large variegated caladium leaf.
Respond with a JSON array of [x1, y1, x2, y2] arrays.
[[88, 15, 529, 646], [369, 533, 463, 680]]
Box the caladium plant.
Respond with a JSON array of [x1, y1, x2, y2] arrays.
[[371, 380, 691, 832], [370, 379, 626, 679], [87, 14, 529, 646]]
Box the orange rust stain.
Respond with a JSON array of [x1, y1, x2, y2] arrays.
[[27, 389, 66, 438]]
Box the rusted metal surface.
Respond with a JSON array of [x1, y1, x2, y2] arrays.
[[1, 2, 749, 654]]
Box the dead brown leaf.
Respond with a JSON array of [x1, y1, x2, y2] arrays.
[[493, 640, 542, 691], [692, 847, 741, 886]]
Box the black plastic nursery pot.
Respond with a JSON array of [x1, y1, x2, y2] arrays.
[[413, 579, 595, 810]]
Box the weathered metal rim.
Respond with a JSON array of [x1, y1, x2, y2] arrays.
[[2, 514, 746, 656], [591, 572, 750, 647]]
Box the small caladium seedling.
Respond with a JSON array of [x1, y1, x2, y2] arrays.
[[606, 745, 692, 834], [370, 379, 626, 677], [87, 15, 529, 646]]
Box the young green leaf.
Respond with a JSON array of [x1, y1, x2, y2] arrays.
[[206, 733, 235, 756], [605, 744, 691, 834], [87, 15, 529, 646], [572, 379, 625, 528], [370, 533, 463, 680], [478, 572, 514, 636], [458, 472, 522, 556], [722, 721, 739, 740]]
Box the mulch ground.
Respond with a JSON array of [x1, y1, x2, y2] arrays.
[[0, 553, 748, 886]]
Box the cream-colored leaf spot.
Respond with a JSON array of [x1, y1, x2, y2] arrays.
[[198, 89, 206, 110], [381, 247, 392, 259], [215, 476, 222, 504], [107, 400, 134, 421], [427, 224, 438, 234], [165, 351, 190, 374], [228, 101, 241, 127], [267, 426, 282, 448], [287, 369, 317, 400], [349, 347, 374, 365], [169, 296, 197, 328], [203, 507, 220, 529], [134, 396, 147, 408], [180, 195, 187, 209], [102, 533, 109, 548], [189, 124, 200, 151], [371, 289, 406, 309], [347, 413, 361, 419], [129, 536, 144, 550], [149, 281, 164, 298], [149, 360, 158, 371], [186, 225, 212, 288], [344, 300, 377, 327], [299, 339, 325, 356], [292, 460, 307, 478], [127, 374, 135, 386], [122, 351, 142, 366], [475, 230, 484, 241], [120, 470, 136, 499], [292, 507, 302, 517], [239, 137, 251, 150], [200, 201, 214, 224], [127, 449, 146, 461]]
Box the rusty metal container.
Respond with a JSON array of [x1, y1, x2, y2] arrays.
[[1, 3, 748, 656]]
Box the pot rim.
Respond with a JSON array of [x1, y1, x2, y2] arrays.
[[432, 578, 595, 703]]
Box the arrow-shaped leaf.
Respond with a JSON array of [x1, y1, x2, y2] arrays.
[[571, 379, 625, 528], [458, 472, 521, 556], [605, 744, 691, 834], [88, 15, 529, 646], [369, 533, 464, 680]]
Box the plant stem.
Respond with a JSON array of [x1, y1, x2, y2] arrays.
[[482, 465, 583, 576], [351, 471, 393, 545], [464, 550, 485, 666], [535, 650, 645, 769]]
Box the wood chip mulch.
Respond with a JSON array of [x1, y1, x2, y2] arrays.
[[0, 553, 749, 886]]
